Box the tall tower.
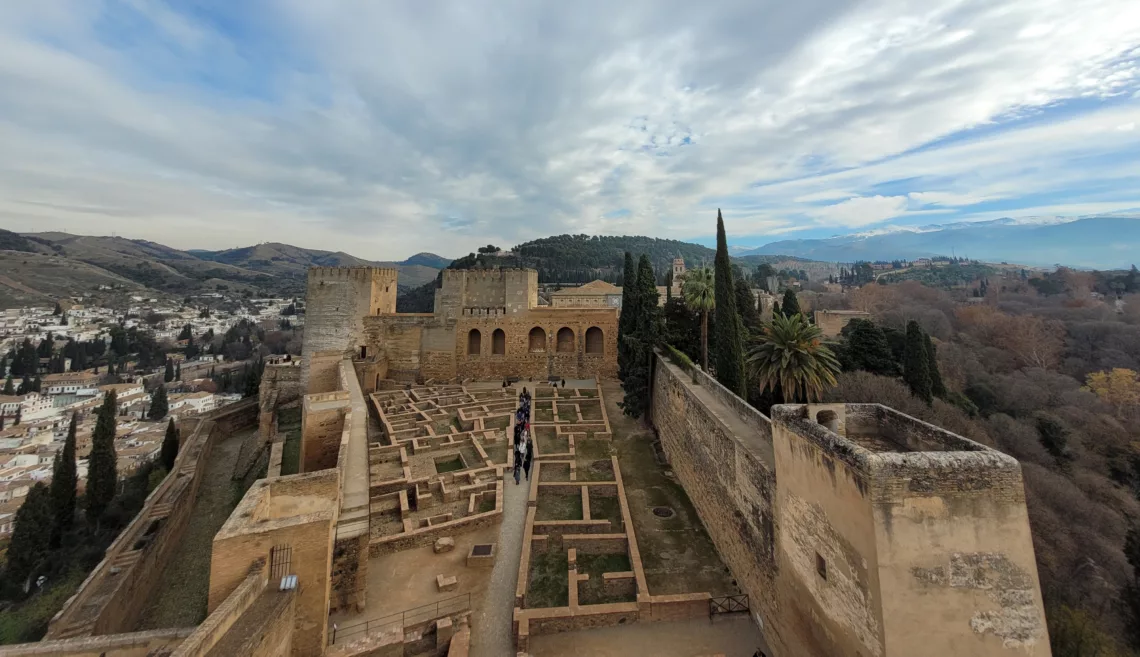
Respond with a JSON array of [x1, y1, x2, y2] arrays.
[[671, 257, 686, 296], [301, 267, 398, 392]]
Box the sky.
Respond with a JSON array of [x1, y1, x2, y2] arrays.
[[0, 0, 1138, 260]]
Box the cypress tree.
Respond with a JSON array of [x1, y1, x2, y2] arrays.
[[772, 301, 780, 317], [5, 482, 52, 589], [781, 288, 802, 318], [838, 319, 899, 376], [3, 375, 13, 395], [618, 256, 663, 418], [50, 413, 78, 543], [903, 320, 933, 404], [617, 252, 639, 384], [164, 359, 174, 383], [161, 418, 179, 472], [148, 385, 169, 421], [86, 390, 118, 527], [713, 210, 746, 397], [734, 278, 760, 333], [923, 332, 946, 398]]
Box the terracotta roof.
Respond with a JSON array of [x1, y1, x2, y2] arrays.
[[550, 280, 621, 296]]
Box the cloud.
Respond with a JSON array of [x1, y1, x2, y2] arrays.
[[809, 195, 911, 227], [0, 0, 1137, 258]]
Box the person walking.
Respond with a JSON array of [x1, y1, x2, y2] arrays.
[[523, 437, 534, 481], [515, 439, 528, 485]]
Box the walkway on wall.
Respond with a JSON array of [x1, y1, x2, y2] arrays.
[[136, 427, 257, 629], [468, 387, 532, 657]]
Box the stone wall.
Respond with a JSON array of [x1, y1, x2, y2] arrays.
[[650, 352, 1051, 657], [0, 629, 192, 657], [46, 400, 258, 640], [649, 354, 782, 648], [813, 310, 871, 338], [330, 534, 369, 613], [209, 470, 339, 657], [302, 267, 398, 391], [259, 362, 302, 443], [301, 391, 349, 473]]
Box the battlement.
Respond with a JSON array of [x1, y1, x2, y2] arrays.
[[462, 307, 507, 317], [308, 266, 399, 282], [440, 267, 536, 281]]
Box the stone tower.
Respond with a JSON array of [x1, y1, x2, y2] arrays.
[[671, 257, 685, 297], [301, 267, 398, 392]]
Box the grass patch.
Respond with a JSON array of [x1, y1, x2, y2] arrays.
[[527, 551, 569, 608], [556, 404, 579, 422], [539, 462, 571, 482], [576, 389, 598, 398], [484, 443, 508, 465], [477, 495, 496, 514], [535, 407, 554, 422], [577, 553, 635, 605], [535, 490, 583, 521], [0, 569, 87, 644], [575, 440, 611, 460], [434, 456, 465, 474], [578, 402, 603, 420], [589, 494, 624, 531], [537, 433, 569, 456], [580, 459, 615, 481]]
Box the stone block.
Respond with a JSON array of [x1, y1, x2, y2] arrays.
[[467, 542, 496, 568], [434, 537, 456, 553], [437, 574, 458, 592]]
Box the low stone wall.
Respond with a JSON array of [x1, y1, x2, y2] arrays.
[[170, 569, 266, 657], [330, 534, 369, 613], [368, 508, 502, 558], [46, 399, 259, 639], [0, 629, 192, 657]]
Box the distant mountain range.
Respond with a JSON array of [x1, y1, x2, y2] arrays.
[[0, 231, 454, 308], [738, 216, 1140, 268]]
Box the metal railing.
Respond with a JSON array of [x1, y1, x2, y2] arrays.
[[329, 592, 471, 645], [709, 594, 750, 617]]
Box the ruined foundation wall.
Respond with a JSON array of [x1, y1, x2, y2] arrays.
[[0, 629, 193, 657]]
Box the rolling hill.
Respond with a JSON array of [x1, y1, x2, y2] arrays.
[[193, 242, 442, 290], [739, 216, 1140, 268]]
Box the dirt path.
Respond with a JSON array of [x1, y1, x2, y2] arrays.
[[135, 428, 254, 629]]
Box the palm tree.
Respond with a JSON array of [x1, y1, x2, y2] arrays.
[[681, 266, 715, 371], [746, 313, 841, 403]]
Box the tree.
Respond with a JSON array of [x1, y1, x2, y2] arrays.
[[148, 385, 168, 421], [903, 320, 933, 404], [164, 358, 174, 383], [175, 362, 181, 380], [618, 256, 663, 418], [746, 313, 841, 403], [735, 278, 761, 333], [161, 417, 179, 472], [1124, 525, 1140, 650], [681, 266, 715, 372], [244, 364, 261, 398], [713, 210, 746, 397], [86, 390, 118, 526], [772, 300, 780, 317], [1083, 368, 1140, 419], [53, 302, 62, 316], [617, 252, 638, 382], [838, 319, 899, 376], [178, 324, 193, 341], [50, 412, 78, 543], [3, 375, 13, 395], [755, 264, 776, 291], [17, 377, 30, 395], [781, 288, 802, 318], [924, 333, 946, 398], [5, 482, 52, 590], [1035, 413, 1070, 463]]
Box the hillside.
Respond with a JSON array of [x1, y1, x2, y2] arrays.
[[195, 242, 441, 290], [741, 216, 1140, 268], [0, 250, 147, 308], [400, 253, 453, 269]]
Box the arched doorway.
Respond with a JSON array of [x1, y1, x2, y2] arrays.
[[467, 329, 481, 355], [492, 329, 506, 355], [585, 327, 603, 354], [528, 327, 547, 353], [556, 327, 574, 352]]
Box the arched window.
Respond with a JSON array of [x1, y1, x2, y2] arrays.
[[467, 329, 481, 355], [556, 327, 574, 352], [528, 327, 547, 353], [492, 329, 506, 355], [585, 327, 604, 355], [816, 410, 839, 432]]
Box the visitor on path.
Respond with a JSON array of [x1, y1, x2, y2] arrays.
[[523, 437, 534, 481], [561, 379, 566, 388], [513, 455, 521, 485]]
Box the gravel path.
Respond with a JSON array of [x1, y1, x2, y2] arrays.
[[469, 391, 532, 657]]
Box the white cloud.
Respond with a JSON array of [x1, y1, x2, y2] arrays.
[[809, 195, 911, 227], [908, 191, 1002, 206]]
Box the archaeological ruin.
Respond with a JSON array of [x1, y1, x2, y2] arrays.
[[0, 265, 1052, 657]]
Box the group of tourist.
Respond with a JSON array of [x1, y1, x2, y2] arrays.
[[513, 388, 534, 485]]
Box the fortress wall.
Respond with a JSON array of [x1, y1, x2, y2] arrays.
[[648, 354, 784, 651], [0, 629, 193, 657], [46, 400, 259, 640], [302, 267, 397, 391]]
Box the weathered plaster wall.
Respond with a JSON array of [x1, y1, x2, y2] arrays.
[[300, 392, 348, 473], [813, 310, 872, 338]]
